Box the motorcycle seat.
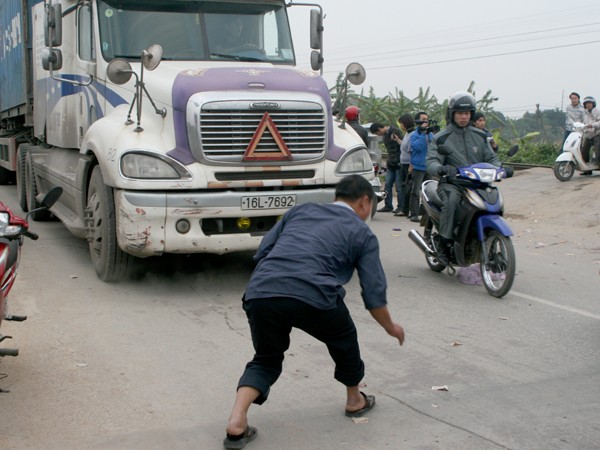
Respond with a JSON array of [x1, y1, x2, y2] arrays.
[[423, 180, 443, 208]]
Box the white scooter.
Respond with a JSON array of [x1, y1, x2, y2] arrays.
[[554, 122, 600, 181]]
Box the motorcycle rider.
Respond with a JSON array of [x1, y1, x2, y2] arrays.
[[581, 96, 600, 171], [345, 106, 369, 146], [426, 91, 501, 265], [562, 92, 585, 153]]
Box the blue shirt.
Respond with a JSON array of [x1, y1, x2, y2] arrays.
[[244, 202, 388, 310], [409, 129, 433, 171]]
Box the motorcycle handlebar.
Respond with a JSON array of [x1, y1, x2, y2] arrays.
[[504, 167, 514, 178], [23, 231, 39, 240]]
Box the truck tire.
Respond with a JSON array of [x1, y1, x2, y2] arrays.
[[86, 166, 134, 282], [0, 166, 14, 185], [16, 144, 29, 212], [25, 152, 51, 221]]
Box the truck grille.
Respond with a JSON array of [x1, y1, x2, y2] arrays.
[[197, 104, 326, 163]]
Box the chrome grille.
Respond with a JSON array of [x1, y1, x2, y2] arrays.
[[198, 104, 326, 162]]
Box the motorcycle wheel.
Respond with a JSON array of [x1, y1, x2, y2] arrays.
[[480, 230, 515, 298], [423, 215, 446, 272], [86, 166, 135, 282], [553, 161, 574, 181]]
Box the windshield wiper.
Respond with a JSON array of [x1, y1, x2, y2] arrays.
[[211, 53, 264, 62]]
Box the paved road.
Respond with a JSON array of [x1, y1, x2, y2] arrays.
[[0, 169, 598, 450]]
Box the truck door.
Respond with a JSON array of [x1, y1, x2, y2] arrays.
[[76, 3, 98, 147]]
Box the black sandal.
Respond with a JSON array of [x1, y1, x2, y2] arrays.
[[345, 392, 376, 418], [223, 425, 257, 449]]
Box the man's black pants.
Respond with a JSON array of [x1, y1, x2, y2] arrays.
[[238, 296, 364, 405]]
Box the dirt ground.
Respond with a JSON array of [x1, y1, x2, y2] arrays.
[[500, 167, 600, 247]]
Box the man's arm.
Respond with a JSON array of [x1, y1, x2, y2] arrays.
[[426, 136, 444, 177], [369, 306, 405, 346]]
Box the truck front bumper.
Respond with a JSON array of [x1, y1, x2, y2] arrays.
[[114, 188, 335, 257]]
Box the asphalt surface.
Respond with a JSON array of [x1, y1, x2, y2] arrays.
[[0, 168, 598, 450]]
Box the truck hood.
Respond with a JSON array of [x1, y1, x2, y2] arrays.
[[140, 64, 344, 164]]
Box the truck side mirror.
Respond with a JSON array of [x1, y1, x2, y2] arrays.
[[309, 10, 322, 50], [44, 1, 63, 47], [310, 50, 323, 71], [42, 48, 63, 71]]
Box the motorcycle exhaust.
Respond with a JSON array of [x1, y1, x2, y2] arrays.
[[408, 229, 435, 255]]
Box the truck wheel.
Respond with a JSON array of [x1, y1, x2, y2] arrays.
[[16, 144, 29, 212], [86, 166, 134, 282], [25, 152, 51, 221]]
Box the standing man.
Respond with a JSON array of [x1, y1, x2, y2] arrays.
[[223, 175, 405, 450], [370, 122, 402, 213], [395, 113, 416, 217], [426, 92, 500, 265], [408, 112, 433, 222], [562, 92, 585, 153]]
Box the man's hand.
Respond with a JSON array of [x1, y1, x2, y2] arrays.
[[386, 323, 405, 346], [369, 306, 405, 346], [437, 165, 456, 177]]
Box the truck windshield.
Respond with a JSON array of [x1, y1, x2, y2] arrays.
[[97, 1, 295, 64]]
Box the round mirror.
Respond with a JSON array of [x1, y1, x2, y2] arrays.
[[106, 58, 133, 85], [345, 62, 366, 86], [143, 44, 163, 71]]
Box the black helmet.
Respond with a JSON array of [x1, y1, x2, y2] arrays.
[[583, 96, 596, 108], [449, 91, 477, 115]]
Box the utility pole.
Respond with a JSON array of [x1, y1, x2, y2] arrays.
[[536, 103, 549, 141]]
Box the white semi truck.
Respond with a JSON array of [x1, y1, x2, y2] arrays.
[[0, 0, 373, 281]]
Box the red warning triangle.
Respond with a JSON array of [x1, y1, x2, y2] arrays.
[[242, 112, 293, 161]]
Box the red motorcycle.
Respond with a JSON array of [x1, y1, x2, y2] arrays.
[[0, 187, 62, 357]]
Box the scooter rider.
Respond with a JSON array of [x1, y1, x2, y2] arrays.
[[581, 96, 600, 169], [426, 91, 501, 265]]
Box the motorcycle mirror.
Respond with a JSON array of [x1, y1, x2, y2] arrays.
[[437, 145, 452, 156], [41, 186, 63, 209], [507, 144, 519, 157]]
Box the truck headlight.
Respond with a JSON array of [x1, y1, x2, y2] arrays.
[[335, 148, 373, 175], [121, 152, 192, 180]]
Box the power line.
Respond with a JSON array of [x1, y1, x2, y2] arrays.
[[329, 26, 600, 66], [339, 39, 600, 72], [321, 21, 600, 64]]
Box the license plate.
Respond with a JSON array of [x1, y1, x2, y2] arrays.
[[241, 194, 297, 210]]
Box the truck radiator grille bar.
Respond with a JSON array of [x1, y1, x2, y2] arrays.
[[214, 170, 315, 181], [198, 108, 326, 162]]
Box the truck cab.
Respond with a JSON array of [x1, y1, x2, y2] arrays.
[[2, 0, 373, 281]]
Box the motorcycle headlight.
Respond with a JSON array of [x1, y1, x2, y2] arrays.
[[121, 152, 192, 180], [0, 212, 22, 237], [335, 148, 373, 175]]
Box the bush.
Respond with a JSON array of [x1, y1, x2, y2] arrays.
[[499, 142, 557, 166]]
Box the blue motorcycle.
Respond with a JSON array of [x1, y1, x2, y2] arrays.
[[409, 162, 516, 298]]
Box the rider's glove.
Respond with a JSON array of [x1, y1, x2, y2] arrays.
[[503, 166, 514, 178], [438, 165, 457, 177]]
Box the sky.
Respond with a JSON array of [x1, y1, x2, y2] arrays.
[[287, 0, 600, 118]]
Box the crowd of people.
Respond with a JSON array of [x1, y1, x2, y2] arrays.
[[347, 99, 500, 227]]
